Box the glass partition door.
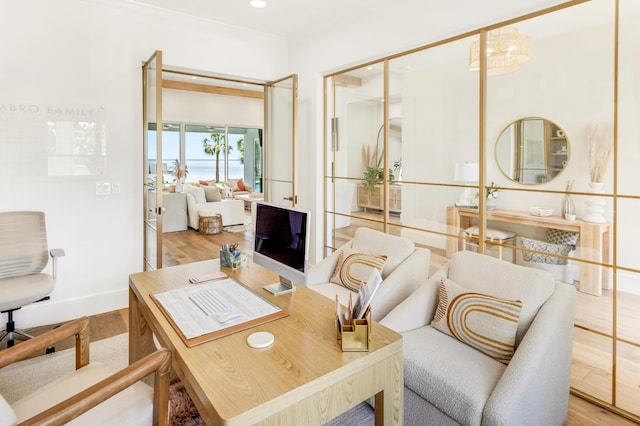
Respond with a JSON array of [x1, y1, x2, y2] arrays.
[[142, 50, 164, 270], [264, 75, 298, 207]]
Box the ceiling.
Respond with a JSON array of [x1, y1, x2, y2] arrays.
[[133, 0, 391, 40]]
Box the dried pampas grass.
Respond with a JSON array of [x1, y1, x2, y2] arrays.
[[587, 125, 612, 182]]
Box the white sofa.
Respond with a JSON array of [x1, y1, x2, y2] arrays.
[[380, 251, 576, 426], [184, 185, 245, 230], [306, 227, 430, 322]]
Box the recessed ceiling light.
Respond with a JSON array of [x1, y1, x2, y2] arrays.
[[250, 0, 267, 8]]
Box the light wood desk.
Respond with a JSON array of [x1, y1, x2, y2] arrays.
[[446, 206, 610, 296], [129, 260, 403, 425]]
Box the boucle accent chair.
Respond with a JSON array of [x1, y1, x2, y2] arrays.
[[380, 251, 576, 426], [306, 227, 431, 321]]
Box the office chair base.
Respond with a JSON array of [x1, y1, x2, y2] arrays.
[[0, 330, 34, 347]]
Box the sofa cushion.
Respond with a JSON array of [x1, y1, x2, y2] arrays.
[[202, 185, 222, 202], [185, 186, 206, 204], [350, 228, 414, 279], [403, 325, 506, 425], [227, 179, 240, 191], [330, 248, 386, 292], [447, 251, 554, 345], [431, 278, 522, 364]]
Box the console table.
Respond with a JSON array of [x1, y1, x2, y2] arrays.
[[446, 206, 610, 296]]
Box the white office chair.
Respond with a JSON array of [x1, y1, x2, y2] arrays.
[[0, 211, 65, 347]]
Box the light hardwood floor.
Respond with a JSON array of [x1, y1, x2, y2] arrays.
[[7, 222, 639, 425]]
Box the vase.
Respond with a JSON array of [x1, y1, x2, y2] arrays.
[[561, 194, 575, 219], [486, 197, 497, 211], [175, 179, 183, 193], [583, 181, 606, 223]]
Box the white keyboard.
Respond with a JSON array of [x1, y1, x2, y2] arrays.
[[189, 289, 231, 316]]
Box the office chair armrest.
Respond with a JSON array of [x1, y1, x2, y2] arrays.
[[23, 348, 172, 426], [0, 317, 91, 370], [50, 248, 65, 280], [50, 248, 65, 258]]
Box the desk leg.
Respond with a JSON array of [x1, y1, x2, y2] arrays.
[[374, 351, 404, 425], [128, 287, 155, 365]]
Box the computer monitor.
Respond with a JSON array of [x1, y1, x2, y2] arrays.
[[253, 202, 310, 295]]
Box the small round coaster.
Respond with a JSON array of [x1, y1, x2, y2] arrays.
[[247, 331, 274, 349]]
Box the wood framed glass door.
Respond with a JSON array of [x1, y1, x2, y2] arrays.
[[264, 75, 298, 208], [142, 50, 164, 270]]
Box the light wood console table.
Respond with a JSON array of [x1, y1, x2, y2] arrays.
[[129, 260, 403, 425], [446, 206, 610, 296]]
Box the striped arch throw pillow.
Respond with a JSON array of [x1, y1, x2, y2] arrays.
[[330, 248, 387, 292], [431, 278, 522, 364]]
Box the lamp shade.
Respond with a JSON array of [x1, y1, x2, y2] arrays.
[[454, 162, 479, 183]]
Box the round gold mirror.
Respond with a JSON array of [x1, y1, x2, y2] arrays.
[[495, 117, 569, 185]]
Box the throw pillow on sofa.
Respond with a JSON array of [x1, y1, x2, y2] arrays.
[[329, 247, 386, 292], [202, 185, 222, 202], [431, 277, 522, 364]]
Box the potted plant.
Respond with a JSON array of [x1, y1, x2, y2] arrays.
[[476, 182, 500, 210], [169, 159, 189, 192]]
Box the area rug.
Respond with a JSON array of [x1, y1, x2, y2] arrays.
[[0, 333, 374, 425]]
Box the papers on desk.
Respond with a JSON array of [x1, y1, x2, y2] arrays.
[[152, 278, 286, 345]]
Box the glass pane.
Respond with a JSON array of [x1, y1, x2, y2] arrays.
[[617, 339, 640, 416], [618, 0, 640, 196], [265, 77, 294, 185], [332, 62, 385, 187], [572, 328, 613, 404], [486, 1, 615, 195], [143, 52, 161, 270], [575, 263, 613, 336]]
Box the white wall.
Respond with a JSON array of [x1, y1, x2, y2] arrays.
[[0, 0, 287, 328]]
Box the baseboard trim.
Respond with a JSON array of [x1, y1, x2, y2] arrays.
[[1, 289, 128, 330]]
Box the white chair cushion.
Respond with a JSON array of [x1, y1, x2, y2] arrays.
[[0, 273, 55, 312], [309, 282, 355, 310], [351, 228, 414, 278], [463, 225, 515, 241], [403, 325, 506, 425], [12, 362, 154, 426], [0, 395, 16, 426]]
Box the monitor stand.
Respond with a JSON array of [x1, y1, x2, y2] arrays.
[[263, 276, 296, 296]]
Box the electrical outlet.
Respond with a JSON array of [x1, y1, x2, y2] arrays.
[[95, 182, 111, 195], [112, 181, 121, 194]]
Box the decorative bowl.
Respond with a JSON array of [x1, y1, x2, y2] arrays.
[[530, 206, 553, 217]]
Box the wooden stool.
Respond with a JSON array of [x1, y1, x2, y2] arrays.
[[463, 225, 516, 262], [199, 213, 223, 235]]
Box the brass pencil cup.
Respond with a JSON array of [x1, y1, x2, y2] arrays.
[[336, 311, 371, 352]]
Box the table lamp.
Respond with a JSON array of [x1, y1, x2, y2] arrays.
[[454, 162, 479, 207]]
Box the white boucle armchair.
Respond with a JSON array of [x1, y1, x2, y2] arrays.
[[380, 251, 576, 426], [306, 227, 430, 322]]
